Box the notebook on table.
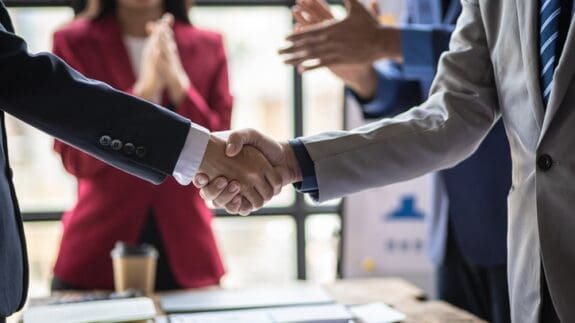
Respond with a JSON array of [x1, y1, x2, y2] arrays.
[[160, 285, 334, 313], [23, 297, 156, 323]]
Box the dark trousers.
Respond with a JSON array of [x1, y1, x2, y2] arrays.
[[437, 225, 511, 323], [540, 264, 561, 323], [53, 209, 180, 291], [0, 317, 5, 323]]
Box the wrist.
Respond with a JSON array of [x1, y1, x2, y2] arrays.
[[281, 141, 303, 183], [346, 65, 378, 100], [377, 26, 403, 61], [133, 79, 162, 102], [166, 71, 190, 106]]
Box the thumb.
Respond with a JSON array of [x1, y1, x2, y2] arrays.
[[145, 21, 156, 35], [369, 0, 380, 17], [225, 130, 250, 157], [226, 129, 284, 166], [193, 173, 209, 188], [162, 13, 175, 26], [344, 0, 362, 13]]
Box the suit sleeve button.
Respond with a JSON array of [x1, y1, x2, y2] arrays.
[[123, 143, 135, 155], [99, 135, 112, 147], [135, 146, 147, 158], [111, 139, 123, 151]]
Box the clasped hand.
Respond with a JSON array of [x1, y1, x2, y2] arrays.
[[196, 130, 302, 215]]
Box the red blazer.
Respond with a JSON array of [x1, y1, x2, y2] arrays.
[[51, 16, 232, 289]]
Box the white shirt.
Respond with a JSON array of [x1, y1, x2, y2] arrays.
[[123, 35, 209, 186]]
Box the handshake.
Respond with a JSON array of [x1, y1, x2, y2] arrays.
[[194, 129, 302, 215]]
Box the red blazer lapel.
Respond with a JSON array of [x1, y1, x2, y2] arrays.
[[91, 16, 136, 91]]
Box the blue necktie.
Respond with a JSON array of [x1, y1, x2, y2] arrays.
[[539, 0, 562, 105]]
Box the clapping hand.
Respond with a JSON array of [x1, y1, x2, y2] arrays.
[[133, 14, 191, 105], [286, 0, 381, 99], [279, 0, 401, 72]]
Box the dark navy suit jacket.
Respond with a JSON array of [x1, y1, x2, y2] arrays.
[[355, 0, 510, 267], [0, 1, 190, 316]]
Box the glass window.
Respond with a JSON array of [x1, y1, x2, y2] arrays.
[[191, 6, 296, 207], [6, 5, 344, 322], [214, 216, 297, 287], [306, 214, 341, 283], [6, 8, 77, 212]]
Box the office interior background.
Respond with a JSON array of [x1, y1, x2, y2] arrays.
[[6, 0, 354, 300]]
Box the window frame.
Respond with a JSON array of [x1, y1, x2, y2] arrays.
[[9, 0, 345, 280]]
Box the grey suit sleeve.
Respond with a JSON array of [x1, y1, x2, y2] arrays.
[[299, 0, 500, 202]]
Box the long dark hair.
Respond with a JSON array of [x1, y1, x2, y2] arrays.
[[94, 0, 191, 24]]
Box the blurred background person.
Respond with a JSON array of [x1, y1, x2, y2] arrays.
[[50, 0, 232, 291], [282, 0, 510, 321]]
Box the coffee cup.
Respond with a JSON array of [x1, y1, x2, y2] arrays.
[[110, 241, 158, 295]]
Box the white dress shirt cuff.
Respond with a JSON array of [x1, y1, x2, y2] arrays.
[[172, 123, 210, 185]]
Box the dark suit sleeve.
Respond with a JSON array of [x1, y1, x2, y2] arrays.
[[347, 24, 454, 120], [400, 24, 455, 80], [0, 23, 191, 184], [347, 62, 423, 119]]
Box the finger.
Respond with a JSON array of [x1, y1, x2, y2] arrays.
[[162, 13, 175, 26], [199, 176, 229, 201], [296, 1, 323, 24], [226, 128, 272, 157], [285, 21, 336, 42], [369, 0, 380, 17], [292, 6, 308, 25], [242, 186, 265, 210], [238, 197, 253, 216], [253, 173, 274, 203], [279, 34, 331, 56], [146, 21, 157, 35], [308, 0, 334, 20], [193, 173, 209, 188], [266, 168, 283, 196], [298, 56, 343, 72], [212, 181, 242, 207], [282, 44, 336, 65], [223, 195, 243, 214]]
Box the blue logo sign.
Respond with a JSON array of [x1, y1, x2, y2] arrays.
[[386, 196, 424, 221]]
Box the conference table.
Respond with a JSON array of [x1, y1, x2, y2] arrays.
[[29, 277, 485, 323]]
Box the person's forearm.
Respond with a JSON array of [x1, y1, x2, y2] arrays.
[[344, 65, 379, 101], [375, 26, 403, 62]]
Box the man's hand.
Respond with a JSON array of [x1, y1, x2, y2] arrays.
[[289, 0, 379, 100], [194, 129, 303, 214], [197, 133, 288, 215], [279, 0, 402, 72]]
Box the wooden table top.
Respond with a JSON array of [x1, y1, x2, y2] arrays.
[[324, 278, 486, 323], [30, 277, 486, 323]]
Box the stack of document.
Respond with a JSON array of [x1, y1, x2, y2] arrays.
[[169, 302, 406, 323], [23, 297, 156, 323], [160, 285, 334, 313], [170, 304, 353, 323]]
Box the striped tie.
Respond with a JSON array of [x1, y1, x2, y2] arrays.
[[539, 0, 562, 106]]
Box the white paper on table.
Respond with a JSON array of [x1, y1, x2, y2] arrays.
[[170, 304, 353, 323], [170, 310, 273, 323], [23, 297, 156, 323], [348, 302, 406, 323]]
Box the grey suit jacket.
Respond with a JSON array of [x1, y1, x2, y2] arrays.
[[300, 1, 574, 322]]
